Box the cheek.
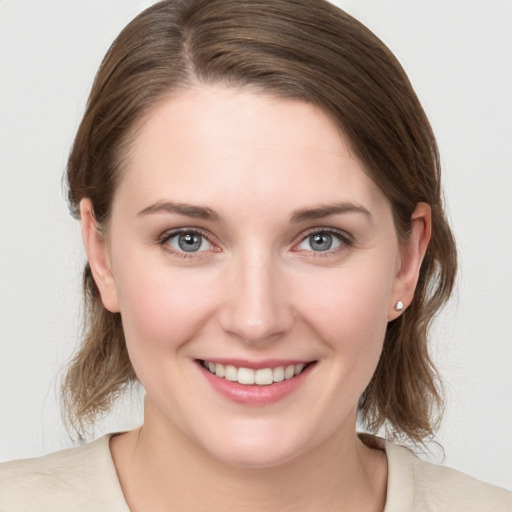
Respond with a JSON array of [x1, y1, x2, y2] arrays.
[[293, 259, 394, 392], [114, 260, 217, 357], [298, 262, 392, 342], [115, 266, 222, 404]]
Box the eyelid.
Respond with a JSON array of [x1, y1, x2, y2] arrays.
[[292, 227, 353, 254], [156, 226, 352, 258], [157, 227, 220, 257]]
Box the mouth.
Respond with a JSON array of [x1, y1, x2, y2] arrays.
[[198, 359, 315, 386]]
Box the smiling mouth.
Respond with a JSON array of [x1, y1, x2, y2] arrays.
[[199, 360, 314, 386]]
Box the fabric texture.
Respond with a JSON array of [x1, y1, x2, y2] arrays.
[[1, 434, 511, 511]]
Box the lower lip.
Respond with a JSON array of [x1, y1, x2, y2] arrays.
[[198, 362, 316, 405]]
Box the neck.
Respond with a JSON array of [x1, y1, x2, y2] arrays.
[[111, 407, 387, 512]]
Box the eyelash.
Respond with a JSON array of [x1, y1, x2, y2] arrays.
[[157, 227, 353, 259], [158, 228, 218, 259], [293, 228, 353, 257]]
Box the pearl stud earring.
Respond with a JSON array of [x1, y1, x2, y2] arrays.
[[394, 300, 404, 311]]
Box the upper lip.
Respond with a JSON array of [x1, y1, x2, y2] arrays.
[[197, 358, 315, 370]]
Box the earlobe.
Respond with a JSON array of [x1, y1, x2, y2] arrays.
[[79, 198, 120, 313], [388, 202, 431, 320]]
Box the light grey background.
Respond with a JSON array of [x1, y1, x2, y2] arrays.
[[1, 0, 511, 490]]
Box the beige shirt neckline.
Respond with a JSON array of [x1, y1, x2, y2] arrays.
[[2, 431, 511, 511]]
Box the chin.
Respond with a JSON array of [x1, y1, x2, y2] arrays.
[[208, 442, 300, 469], [194, 420, 316, 469]]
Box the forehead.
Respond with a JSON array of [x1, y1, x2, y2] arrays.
[[114, 85, 391, 221]]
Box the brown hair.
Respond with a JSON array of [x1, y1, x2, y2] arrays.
[[63, 0, 457, 443]]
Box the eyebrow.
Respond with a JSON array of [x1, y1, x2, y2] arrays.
[[137, 201, 221, 221], [137, 200, 372, 223], [289, 202, 372, 223]]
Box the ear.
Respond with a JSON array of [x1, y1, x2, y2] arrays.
[[388, 202, 431, 320], [80, 198, 120, 313]]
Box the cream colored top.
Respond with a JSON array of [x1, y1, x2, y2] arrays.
[[1, 434, 511, 511]]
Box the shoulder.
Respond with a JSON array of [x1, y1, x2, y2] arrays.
[[384, 440, 512, 512], [0, 435, 129, 512]]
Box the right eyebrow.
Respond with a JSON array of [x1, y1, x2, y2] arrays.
[[137, 201, 221, 222], [289, 201, 373, 223]]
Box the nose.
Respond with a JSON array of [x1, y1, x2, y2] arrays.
[[218, 252, 295, 345]]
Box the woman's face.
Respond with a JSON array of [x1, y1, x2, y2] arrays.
[[85, 86, 422, 467]]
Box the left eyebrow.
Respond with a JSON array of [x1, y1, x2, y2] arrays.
[[137, 201, 221, 221], [289, 202, 373, 223]]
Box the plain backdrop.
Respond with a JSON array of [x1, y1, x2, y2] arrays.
[[1, 0, 511, 491]]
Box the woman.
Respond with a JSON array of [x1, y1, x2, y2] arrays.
[[1, 0, 511, 510]]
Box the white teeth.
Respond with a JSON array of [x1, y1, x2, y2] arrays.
[[255, 368, 274, 385], [237, 367, 255, 385], [273, 366, 285, 382], [202, 360, 310, 386], [224, 365, 237, 382], [215, 363, 225, 378], [284, 365, 295, 380]]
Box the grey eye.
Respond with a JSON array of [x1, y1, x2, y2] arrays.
[[168, 232, 212, 253], [298, 232, 343, 252], [309, 233, 333, 251]]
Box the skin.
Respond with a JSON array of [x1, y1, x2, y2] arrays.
[[81, 86, 430, 511]]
